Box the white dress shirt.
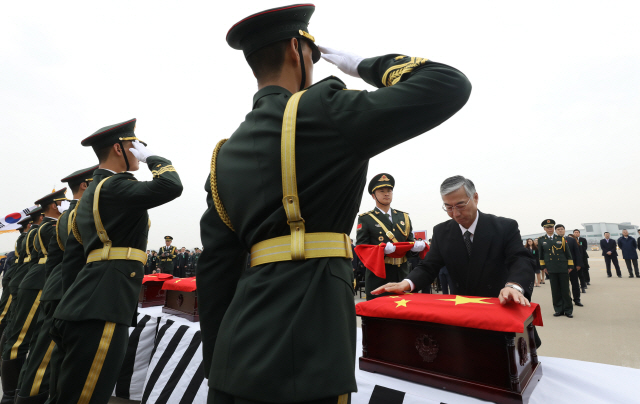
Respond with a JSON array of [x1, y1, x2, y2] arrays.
[[458, 212, 479, 242], [378, 206, 393, 224]]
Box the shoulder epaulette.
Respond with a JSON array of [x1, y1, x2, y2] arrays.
[[359, 210, 373, 217], [306, 75, 347, 91]]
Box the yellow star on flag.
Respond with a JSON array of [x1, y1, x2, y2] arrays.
[[395, 299, 410, 308], [388, 296, 400, 298], [439, 296, 493, 306]]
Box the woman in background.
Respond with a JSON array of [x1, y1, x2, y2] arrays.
[[525, 238, 543, 286]]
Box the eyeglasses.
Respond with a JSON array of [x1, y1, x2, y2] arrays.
[[442, 197, 471, 212]]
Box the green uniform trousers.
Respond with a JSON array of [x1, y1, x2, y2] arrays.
[[364, 263, 408, 300], [1, 289, 42, 361], [158, 260, 173, 274], [209, 389, 351, 404], [49, 319, 128, 404], [548, 272, 573, 315], [16, 300, 59, 398]]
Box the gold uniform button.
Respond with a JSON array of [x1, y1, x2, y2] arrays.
[[130, 272, 136, 278]]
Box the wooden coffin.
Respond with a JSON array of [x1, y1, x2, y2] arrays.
[[360, 315, 542, 404], [162, 290, 199, 322], [138, 281, 167, 308]]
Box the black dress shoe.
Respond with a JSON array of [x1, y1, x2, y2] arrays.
[[553, 312, 564, 317], [608, 275, 612, 278], [565, 313, 573, 318], [581, 287, 586, 293], [618, 275, 623, 278], [629, 275, 634, 278], [575, 301, 584, 307], [587, 282, 591, 285]]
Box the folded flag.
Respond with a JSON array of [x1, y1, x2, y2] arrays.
[[142, 273, 174, 284], [356, 293, 543, 333], [162, 276, 197, 292], [355, 242, 429, 278]]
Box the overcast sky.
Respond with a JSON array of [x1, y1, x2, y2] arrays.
[[1, 1, 639, 252]]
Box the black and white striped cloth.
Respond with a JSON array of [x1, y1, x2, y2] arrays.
[[113, 312, 208, 403], [140, 317, 207, 403]]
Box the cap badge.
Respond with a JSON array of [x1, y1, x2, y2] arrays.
[[380, 175, 390, 181], [299, 30, 315, 42]]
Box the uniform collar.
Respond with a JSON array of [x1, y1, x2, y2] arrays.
[[252, 86, 292, 109]]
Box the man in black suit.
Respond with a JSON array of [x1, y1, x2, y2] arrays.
[[573, 229, 590, 286], [373, 176, 534, 307], [600, 232, 621, 278]]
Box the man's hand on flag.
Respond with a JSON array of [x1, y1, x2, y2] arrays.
[[499, 286, 530, 307], [371, 280, 411, 295]]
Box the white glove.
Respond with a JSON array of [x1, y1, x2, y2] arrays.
[[129, 140, 156, 163], [318, 45, 364, 78], [411, 240, 426, 252], [384, 243, 396, 255], [57, 200, 70, 214]]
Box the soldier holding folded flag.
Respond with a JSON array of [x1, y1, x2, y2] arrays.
[[356, 174, 426, 300]]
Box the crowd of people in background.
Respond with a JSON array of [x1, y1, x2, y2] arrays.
[[144, 245, 202, 277]]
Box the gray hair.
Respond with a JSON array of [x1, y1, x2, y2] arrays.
[[440, 175, 476, 198]]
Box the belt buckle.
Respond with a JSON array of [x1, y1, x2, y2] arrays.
[[386, 231, 394, 239]]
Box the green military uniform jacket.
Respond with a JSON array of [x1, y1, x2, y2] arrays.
[[356, 206, 415, 298], [20, 217, 57, 291], [0, 233, 26, 324], [9, 225, 39, 296], [41, 200, 76, 302], [537, 234, 574, 273], [54, 157, 182, 326], [197, 54, 470, 401], [158, 245, 176, 269]]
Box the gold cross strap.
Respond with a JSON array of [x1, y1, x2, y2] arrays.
[[248, 90, 352, 267], [37, 223, 51, 256], [281, 90, 307, 260], [367, 213, 398, 243], [94, 177, 115, 260]]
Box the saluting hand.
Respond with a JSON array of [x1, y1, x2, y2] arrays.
[[129, 140, 156, 163], [498, 287, 530, 307], [318, 46, 364, 78]]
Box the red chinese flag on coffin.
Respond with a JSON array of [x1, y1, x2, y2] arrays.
[[355, 242, 429, 278], [142, 273, 174, 284], [162, 276, 197, 292], [356, 293, 543, 333]]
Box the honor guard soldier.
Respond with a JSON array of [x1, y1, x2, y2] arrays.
[[2, 207, 43, 342], [15, 166, 96, 404], [0, 214, 33, 367], [197, 4, 470, 403], [538, 219, 574, 318], [356, 174, 426, 300], [1, 188, 66, 403], [158, 236, 177, 274], [50, 118, 183, 403]]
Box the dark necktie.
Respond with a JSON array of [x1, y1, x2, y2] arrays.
[[464, 230, 473, 256]]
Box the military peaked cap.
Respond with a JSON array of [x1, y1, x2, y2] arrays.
[[227, 3, 320, 63], [21, 206, 43, 222], [165, 236, 173, 241], [368, 173, 395, 194], [34, 188, 68, 207], [81, 118, 146, 151], [60, 165, 100, 187], [541, 219, 555, 228]]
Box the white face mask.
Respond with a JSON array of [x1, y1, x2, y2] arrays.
[[57, 200, 70, 214]]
